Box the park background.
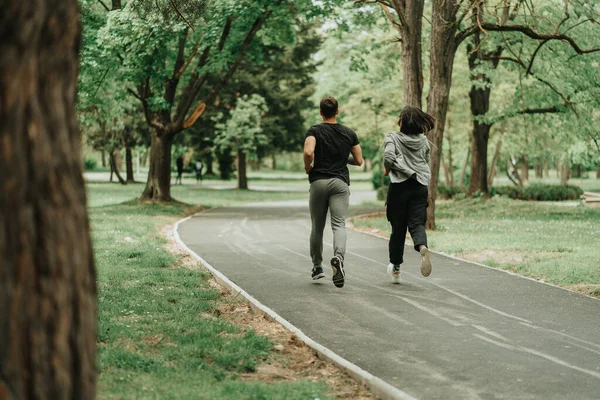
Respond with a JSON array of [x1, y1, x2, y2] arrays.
[[4, 0, 599, 399]]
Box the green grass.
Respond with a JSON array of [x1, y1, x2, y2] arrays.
[[354, 197, 600, 296], [89, 189, 332, 399], [86, 182, 309, 208]]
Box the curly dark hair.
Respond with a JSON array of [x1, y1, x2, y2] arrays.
[[320, 96, 338, 119]]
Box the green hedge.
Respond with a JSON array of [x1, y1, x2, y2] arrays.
[[491, 184, 583, 201]]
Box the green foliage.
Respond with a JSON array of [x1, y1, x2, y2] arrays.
[[492, 184, 584, 201], [371, 168, 390, 190], [84, 157, 98, 171], [214, 94, 269, 156]]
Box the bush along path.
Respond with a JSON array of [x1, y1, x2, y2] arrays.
[[92, 201, 373, 400]]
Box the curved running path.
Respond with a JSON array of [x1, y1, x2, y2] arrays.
[[179, 203, 600, 400]]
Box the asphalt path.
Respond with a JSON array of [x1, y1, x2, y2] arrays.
[[179, 203, 600, 400]]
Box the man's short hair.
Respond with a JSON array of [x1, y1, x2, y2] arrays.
[[320, 96, 338, 119]]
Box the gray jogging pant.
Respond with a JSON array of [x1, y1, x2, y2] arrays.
[[309, 178, 350, 267]]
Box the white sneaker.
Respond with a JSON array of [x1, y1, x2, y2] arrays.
[[420, 247, 432, 277], [387, 263, 401, 283]]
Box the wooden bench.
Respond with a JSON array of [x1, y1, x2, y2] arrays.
[[581, 192, 600, 208]]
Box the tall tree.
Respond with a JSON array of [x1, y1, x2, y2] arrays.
[[0, 0, 97, 398]]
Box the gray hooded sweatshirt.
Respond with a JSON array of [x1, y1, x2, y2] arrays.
[[383, 131, 431, 186]]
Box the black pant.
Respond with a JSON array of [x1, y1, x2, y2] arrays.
[[386, 179, 428, 265]]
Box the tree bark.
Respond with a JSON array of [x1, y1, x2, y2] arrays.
[[237, 150, 248, 190], [520, 155, 529, 184], [109, 152, 127, 185], [426, 0, 459, 229], [459, 148, 471, 188], [466, 39, 493, 198], [271, 153, 277, 170], [114, 149, 122, 172], [125, 146, 135, 183], [488, 127, 504, 186], [0, 0, 97, 399], [101, 150, 106, 167], [560, 162, 571, 185], [206, 152, 214, 175], [596, 167, 600, 179], [544, 162, 549, 178], [535, 160, 543, 179], [446, 128, 455, 186], [399, 0, 425, 107], [140, 130, 173, 201]]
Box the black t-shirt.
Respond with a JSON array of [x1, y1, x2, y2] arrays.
[[305, 123, 359, 185]]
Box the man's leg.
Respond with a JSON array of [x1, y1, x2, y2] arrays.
[[328, 179, 350, 261], [309, 180, 329, 268]]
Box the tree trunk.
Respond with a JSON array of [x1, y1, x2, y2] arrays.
[[520, 155, 529, 184], [206, 152, 214, 175], [544, 162, 549, 178], [488, 127, 504, 186], [535, 160, 543, 179], [125, 146, 135, 183], [596, 167, 600, 179], [560, 162, 571, 185], [114, 150, 122, 172], [141, 149, 148, 167], [101, 150, 106, 167], [271, 153, 277, 170], [459, 148, 470, 188], [466, 41, 492, 198], [573, 164, 582, 179], [426, 0, 459, 229], [0, 1, 97, 398], [446, 129, 455, 186], [442, 157, 451, 186], [508, 155, 524, 186], [141, 130, 173, 201], [237, 150, 248, 190], [109, 152, 127, 185], [400, 0, 425, 107]]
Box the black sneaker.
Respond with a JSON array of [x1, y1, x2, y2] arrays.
[[330, 256, 345, 288], [312, 266, 325, 280]]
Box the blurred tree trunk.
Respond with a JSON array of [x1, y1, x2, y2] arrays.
[[596, 167, 600, 179], [560, 162, 571, 185], [446, 128, 455, 186], [125, 146, 135, 183], [534, 161, 543, 179], [0, 0, 97, 398], [237, 150, 248, 190], [141, 130, 173, 201], [487, 126, 504, 186], [206, 152, 214, 175], [109, 152, 127, 185], [101, 150, 106, 167], [271, 153, 277, 170], [544, 162, 549, 178], [459, 148, 470, 188], [520, 155, 529, 184]]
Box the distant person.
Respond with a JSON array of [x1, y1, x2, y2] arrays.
[[194, 160, 203, 183], [383, 106, 434, 283], [304, 96, 363, 288], [176, 155, 184, 185]]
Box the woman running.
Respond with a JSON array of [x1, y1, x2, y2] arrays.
[[383, 106, 434, 282]]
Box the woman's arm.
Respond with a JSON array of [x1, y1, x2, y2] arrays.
[[384, 139, 415, 177]]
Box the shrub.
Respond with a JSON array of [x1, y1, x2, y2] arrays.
[[437, 184, 465, 200], [371, 169, 390, 190], [84, 158, 97, 171], [491, 184, 583, 201]]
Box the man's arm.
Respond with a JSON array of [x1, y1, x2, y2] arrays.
[[348, 144, 364, 167], [303, 136, 316, 174]]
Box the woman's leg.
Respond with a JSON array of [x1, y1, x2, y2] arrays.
[[387, 183, 410, 265], [407, 182, 428, 250]]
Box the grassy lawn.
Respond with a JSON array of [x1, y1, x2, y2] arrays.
[[353, 197, 600, 297], [89, 185, 368, 399]]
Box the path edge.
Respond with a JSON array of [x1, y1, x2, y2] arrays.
[[349, 211, 600, 301], [174, 213, 417, 400]]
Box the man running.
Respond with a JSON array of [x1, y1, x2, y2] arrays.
[[303, 96, 363, 288]]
